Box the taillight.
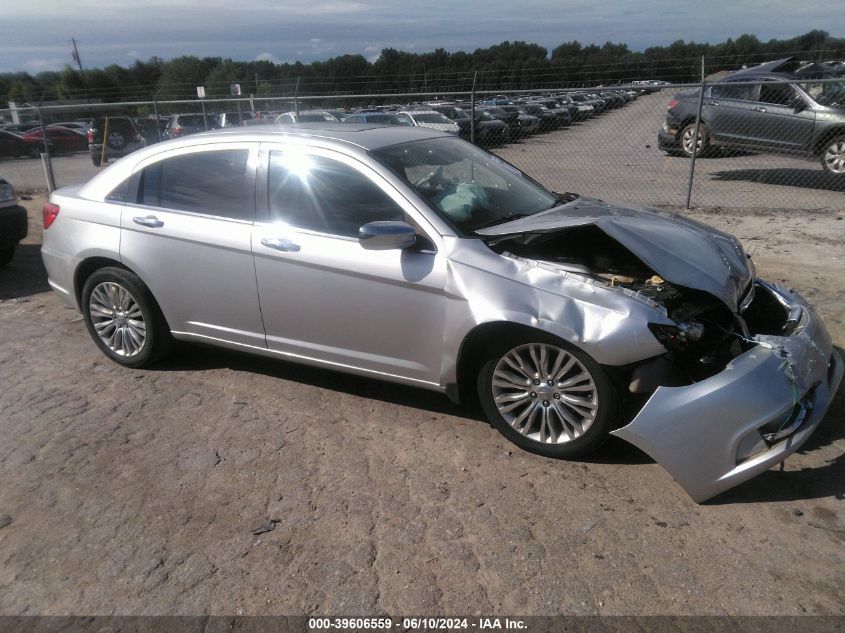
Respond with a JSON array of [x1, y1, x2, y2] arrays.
[[43, 202, 60, 229], [667, 98, 679, 109], [87, 130, 94, 143], [170, 127, 183, 137]]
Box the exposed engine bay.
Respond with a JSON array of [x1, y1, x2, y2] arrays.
[[484, 224, 791, 391]]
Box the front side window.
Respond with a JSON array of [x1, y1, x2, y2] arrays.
[[802, 80, 845, 106], [138, 149, 252, 220], [758, 83, 796, 106], [268, 151, 405, 238], [372, 136, 560, 234]]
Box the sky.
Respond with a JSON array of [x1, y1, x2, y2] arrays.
[[1, 0, 842, 74]]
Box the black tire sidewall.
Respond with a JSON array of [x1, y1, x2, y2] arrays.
[[477, 334, 618, 459], [0, 247, 14, 267], [80, 267, 169, 368]]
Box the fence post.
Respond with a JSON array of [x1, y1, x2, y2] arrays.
[[200, 98, 208, 131], [685, 56, 706, 209], [294, 76, 301, 116], [152, 96, 162, 142], [470, 70, 477, 144], [36, 104, 56, 192]]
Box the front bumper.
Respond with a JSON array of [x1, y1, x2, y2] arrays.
[[0, 204, 28, 248], [613, 281, 843, 502]]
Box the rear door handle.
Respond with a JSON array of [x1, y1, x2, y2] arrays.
[[132, 215, 164, 228], [261, 237, 301, 252], [706, 101, 719, 106], [754, 106, 767, 112]]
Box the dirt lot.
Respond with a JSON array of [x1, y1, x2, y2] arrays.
[[0, 195, 843, 616]]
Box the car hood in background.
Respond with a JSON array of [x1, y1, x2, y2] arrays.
[[476, 197, 754, 311]]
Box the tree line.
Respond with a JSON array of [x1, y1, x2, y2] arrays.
[[2, 30, 843, 106]]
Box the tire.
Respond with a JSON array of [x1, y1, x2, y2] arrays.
[[106, 131, 127, 150], [820, 135, 845, 176], [91, 153, 102, 167], [81, 267, 173, 368], [679, 122, 711, 158], [477, 334, 618, 459], [28, 145, 40, 158], [0, 247, 14, 268]]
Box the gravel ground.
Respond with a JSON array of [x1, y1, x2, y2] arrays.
[[0, 195, 843, 617]]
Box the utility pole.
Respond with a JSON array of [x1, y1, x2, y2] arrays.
[[71, 38, 92, 117]]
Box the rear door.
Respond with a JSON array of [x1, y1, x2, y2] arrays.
[[703, 83, 756, 146], [120, 142, 266, 347]]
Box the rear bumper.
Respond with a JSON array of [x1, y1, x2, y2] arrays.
[[0, 205, 28, 248], [657, 129, 680, 151], [613, 281, 843, 502]]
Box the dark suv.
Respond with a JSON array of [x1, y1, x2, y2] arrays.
[[88, 117, 145, 166], [658, 58, 845, 176]]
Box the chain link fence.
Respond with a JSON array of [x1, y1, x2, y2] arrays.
[[2, 78, 844, 211]]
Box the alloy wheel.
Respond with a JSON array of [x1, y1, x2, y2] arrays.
[[682, 126, 704, 154], [823, 141, 845, 174], [88, 281, 147, 357], [491, 343, 598, 444]]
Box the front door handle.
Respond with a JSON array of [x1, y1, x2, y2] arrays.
[[754, 106, 767, 112], [706, 101, 719, 106], [132, 215, 164, 228], [261, 237, 301, 252]]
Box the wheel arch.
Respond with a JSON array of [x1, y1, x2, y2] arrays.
[[453, 321, 578, 406], [813, 127, 845, 156]]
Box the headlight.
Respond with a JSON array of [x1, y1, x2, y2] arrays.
[[648, 322, 704, 350], [0, 182, 15, 203]]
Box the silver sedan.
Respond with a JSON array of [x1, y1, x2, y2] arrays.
[[41, 124, 843, 502]]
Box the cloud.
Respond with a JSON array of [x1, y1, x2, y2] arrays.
[[22, 57, 65, 72], [254, 52, 283, 64]]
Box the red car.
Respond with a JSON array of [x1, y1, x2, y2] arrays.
[[0, 130, 47, 158], [23, 126, 87, 153]]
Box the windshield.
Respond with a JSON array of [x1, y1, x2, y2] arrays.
[[802, 81, 845, 106], [371, 136, 561, 234], [412, 112, 454, 124]]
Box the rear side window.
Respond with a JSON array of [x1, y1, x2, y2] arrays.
[[710, 84, 754, 100], [268, 151, 404, 237], [138, 149, 252, 220]]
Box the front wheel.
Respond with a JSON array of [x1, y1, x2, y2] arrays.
[[81, 267, 172, 368], [477, 337, 618, 459], [820, 136, 845, 176]]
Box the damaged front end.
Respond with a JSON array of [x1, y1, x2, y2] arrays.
[[480, 203, 842, 502], [614, 281, 842, 502]]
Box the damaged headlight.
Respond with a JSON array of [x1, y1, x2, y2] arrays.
[[648, 321, 704, 350]]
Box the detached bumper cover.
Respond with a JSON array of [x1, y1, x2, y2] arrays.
[[612, 282, 843, 502]]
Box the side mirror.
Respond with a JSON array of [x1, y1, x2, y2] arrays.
[[359, 221, 417, 250]]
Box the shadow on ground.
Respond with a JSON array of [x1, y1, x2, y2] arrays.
[[0, 243, 50, 300], [711, 167, 845, 193]]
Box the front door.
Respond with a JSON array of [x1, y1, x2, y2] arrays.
[[252, 145, 447, 386], [745, 82, 816, 154]]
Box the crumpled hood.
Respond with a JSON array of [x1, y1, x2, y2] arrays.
[[476, 197, 754, 311]]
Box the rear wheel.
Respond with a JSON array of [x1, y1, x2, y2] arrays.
[[477, 336, 618, 459], [680, 122, 710, 158], [820, 136, 845, 176], [81, 267, 172, 368], [91, 153, 102, 167]]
